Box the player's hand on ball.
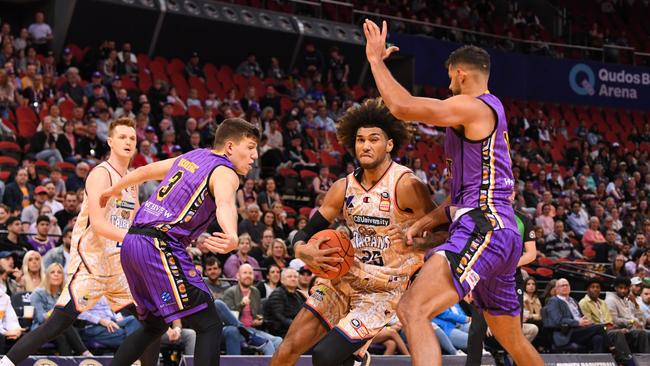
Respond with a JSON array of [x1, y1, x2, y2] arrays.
[[363, 19, 399, 64], [201, 232, 238, 253], [296, 237, 344, 273], [99, 187, 119, 208]]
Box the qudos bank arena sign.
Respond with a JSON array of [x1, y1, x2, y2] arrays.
[[569, 63, 650, 100]]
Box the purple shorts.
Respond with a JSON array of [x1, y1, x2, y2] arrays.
[[435, 209, 522, 316], [121, 232, 211, 323]]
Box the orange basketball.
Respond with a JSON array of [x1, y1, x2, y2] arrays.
[[307, 229, 355, 280]]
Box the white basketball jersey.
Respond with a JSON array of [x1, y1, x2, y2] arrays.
[[342, 162, 423, 290], [68, 162, 137, 277]]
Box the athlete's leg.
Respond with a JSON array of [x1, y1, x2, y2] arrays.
[[182, 304, 223, 366], [484, 312, 543, 366], [109, 314, 169, 366], [61, 326, 88, 355], [3, 303, 83, 364], [123, 303, 160, 366], [397, 254, 459, 366], [270, 308, 329, 366], [311, 330, 367, 366]]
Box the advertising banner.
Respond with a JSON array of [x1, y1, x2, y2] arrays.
[[389, 33, 650, 110]]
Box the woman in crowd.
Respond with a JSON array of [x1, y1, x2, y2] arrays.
[[31, 263, 91, 356], [256, 263, 281, 299], [223, 234, 262, 281], [21, 250, 43, 292]]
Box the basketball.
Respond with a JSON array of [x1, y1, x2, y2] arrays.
[[307, 229, 355, 280]]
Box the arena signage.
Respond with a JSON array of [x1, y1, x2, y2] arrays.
[[569, 63, 650, 99], [389, 33, 650, 110]]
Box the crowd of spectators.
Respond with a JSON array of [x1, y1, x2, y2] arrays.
[[0, 8, 649, 363]]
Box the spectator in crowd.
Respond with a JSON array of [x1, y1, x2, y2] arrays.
[[27, 205, 61, 238], [59, 67, 86, 107], [542, 278, 608, 353], [31, 263, 90, 356], [21, 250, 43, 292], [236, 180, 258, 217], [223, 234, 262, 281], [567, 201, 590, 239], [77, 296, 141, 348], [582, 216, 608, 260], [544, 220, 584, 260], [237, 204, 265, 244], [203, 256, 229, 300], [625, 250, 649, 277], [580, 278, 647, 363], [262, 239, 289, 273], [637, 284, 650, 322], [54, 192, 79, 231], [257, 178, 281, 213], [432, 302, 471, 352], [252, 227, 274, 263], [257, 263, 281, 300], [116, 42, 138, 76], [0, 217, 29, 253], [25, 215, 56, 256], [312, 166, 333, 196], [296, 267, 312, 299], [66, 163, 90, 194], [605, 277, 649, 335], [160, 319, 196, 358], [0, 273, 22, 352], [185, 52, 204, 79], [535, 204, 554, 237], [43, 226, 71, 273], [132, 140, 158, 169], [314, 106, 336, 132], [0, 205, 9, 231], [609, 254, 629, 278], [42, 180, 64, 213], [301, 43, 323, 82], [523, 277, 543, 329], [266, 57, 284, 81], [3, 169, 33, 212], [20, 186, 49, 231], [221, 264, 281, 354], [264, 267, 304, 337], [27, 12, 52, 53], [236, 53, 263, 79]]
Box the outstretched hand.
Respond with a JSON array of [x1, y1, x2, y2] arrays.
[[363, 19, 399, 64], [199, 232, 238, 254], [99, 187, 120, 208]]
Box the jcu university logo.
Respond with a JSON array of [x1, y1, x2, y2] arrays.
[[568, 63, 596, 96]]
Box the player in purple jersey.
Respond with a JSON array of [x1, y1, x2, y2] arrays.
[[99, 118, 260, 366], [364, 20, 543, 366]]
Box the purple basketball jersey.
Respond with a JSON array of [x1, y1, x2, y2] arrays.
[[133, 149, 235, 247], [444, 93, 516, 231]]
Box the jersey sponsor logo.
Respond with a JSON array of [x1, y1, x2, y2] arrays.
[[110, 213, 131, 229], [34, 361, 58, 366], [352, 215, 390, 226], [115, 199, 135, 210], [350, 318, 369, 338], [142, 201, 174, 218], [311, 285, 328, 302], [465, 269, 481, 290], [379, 192, 390, 212], [161, 291, 172, 303]]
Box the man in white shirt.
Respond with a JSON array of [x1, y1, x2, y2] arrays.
[[27, 12, 52, 53]]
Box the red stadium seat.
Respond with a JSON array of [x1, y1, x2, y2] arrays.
[[299, 207, 312, 217], [16, 106, 38, 139], [187, 105, 204, 119]]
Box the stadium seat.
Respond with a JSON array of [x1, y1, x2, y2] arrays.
[[16, 106, 38, 139], [299, 207, 312, 217], [0, 141, 22, 160]]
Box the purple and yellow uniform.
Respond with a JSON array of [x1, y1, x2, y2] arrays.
[[121, 149, 233, 322], [436, 92, 522, 316]]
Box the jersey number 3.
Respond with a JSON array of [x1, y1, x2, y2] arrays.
[[157, 171, 184, 201]]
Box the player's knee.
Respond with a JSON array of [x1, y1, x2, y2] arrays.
[[312, 342, 341, 366], [396, 298, 416, 323]]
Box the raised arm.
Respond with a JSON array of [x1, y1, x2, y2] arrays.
[[100, 158, 177, 207], [363, 20, 489, 128]]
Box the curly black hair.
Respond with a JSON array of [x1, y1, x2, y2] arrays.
[[336, 98, 410, 157]]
